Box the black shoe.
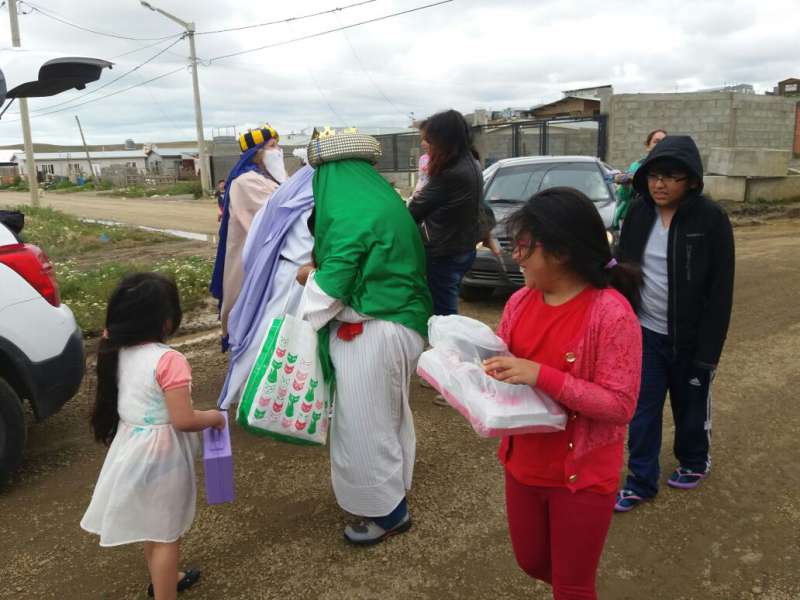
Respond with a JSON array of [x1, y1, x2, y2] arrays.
[[147, 568, 201, 597]]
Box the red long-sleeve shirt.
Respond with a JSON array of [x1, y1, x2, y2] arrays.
[[497, 287, 642, 494]]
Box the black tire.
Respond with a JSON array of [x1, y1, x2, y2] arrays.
[[0, 378, 26, 485], [459, 285, 495, 302]]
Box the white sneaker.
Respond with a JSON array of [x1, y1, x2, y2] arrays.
[[344, 513, 412, 546]]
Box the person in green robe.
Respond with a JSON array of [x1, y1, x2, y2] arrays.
[[297, 157, 433, 545]]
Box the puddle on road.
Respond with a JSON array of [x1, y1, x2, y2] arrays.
[[82, 218, 216, 243]]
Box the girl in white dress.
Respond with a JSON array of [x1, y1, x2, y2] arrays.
[[81, 273, 225, 600]]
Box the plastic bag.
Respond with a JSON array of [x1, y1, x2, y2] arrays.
[[417, 315, 567, 437]]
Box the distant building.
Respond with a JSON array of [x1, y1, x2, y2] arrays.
[[145, 146, 199, 179], [13, 149, 148, 181], [698, 83, 755, 94], [777, 78, 800, 96], [531, 85, 613, 119], [0, 149, 21, 184], [561, 84, 613, 101]]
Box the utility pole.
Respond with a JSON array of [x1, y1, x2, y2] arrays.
[[74, 115, 96, 182], [7, 0, 40, 206], [140, 2, 210, 195]]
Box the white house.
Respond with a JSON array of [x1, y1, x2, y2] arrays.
[[14, 149, 148, 180]]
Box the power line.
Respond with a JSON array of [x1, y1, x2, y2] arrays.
[[286, 22, 350, 127], [110, 36, 183, 60], [195, 0, 377, 35], [0, 66, 187, 124], [19, 0, 177, 41], [207, 0, 454, 63], [333, 11, 407, 120], [0, 1, 455, 125], [27, 36, 186, 114]]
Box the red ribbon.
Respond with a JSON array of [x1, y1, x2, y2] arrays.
[[336, 322, 364, 341]]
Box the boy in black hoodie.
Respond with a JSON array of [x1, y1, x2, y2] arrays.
[[614, 135, 735, 512]]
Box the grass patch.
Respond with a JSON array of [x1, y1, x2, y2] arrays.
[[2, 205, 214, 335], [57, 256, 213, 335], [4, 205, 172, 260], [107, 180, 203, 199], [51, 180, 114, 193]]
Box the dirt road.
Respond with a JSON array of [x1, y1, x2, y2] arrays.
[[1, 220, 798, 599], [1, 190, 218, 235]]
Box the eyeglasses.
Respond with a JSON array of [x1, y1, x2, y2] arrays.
[[646, 173, 688, 184]]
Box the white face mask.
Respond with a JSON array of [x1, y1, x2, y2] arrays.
[[262, 147, 287, 184]]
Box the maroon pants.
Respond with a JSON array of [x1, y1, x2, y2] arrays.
[[505, 470, 615, 600]]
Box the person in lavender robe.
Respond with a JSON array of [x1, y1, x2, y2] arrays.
[[218, 163, 315, 410]]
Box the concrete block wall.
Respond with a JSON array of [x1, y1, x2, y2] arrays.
[[746, 175, 800, 202], [607, 92, 797, 171]]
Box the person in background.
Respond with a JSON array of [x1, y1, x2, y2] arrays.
[[612, 129, 667, 230], [614, 135, 735, 513], [412, 119, 430, 197], [210, 124, 288, 348], [483, 187, 642, 600], [408, 109, 482, 316], [81, 273, 225, 600], [214, 179, 226, 222]]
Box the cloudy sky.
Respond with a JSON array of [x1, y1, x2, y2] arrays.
[[0, 0, 797, 145]]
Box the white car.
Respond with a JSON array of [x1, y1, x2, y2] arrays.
[[0, 219, 84, 482], [0, 51, 111, 482]]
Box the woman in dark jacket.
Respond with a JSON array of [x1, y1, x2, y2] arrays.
[[408, 109, 482, 315]]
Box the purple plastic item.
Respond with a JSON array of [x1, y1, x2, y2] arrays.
[[203, 412, 234, 505]]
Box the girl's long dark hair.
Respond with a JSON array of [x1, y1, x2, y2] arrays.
[[91, 273, 182, 446], [424, 109, 472, 177], [506, 187, 642, 310]]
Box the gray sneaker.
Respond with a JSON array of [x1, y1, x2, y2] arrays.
[[343, 513, 412, 546]]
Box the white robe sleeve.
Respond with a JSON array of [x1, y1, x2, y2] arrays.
[[299, 272, 344, 332]]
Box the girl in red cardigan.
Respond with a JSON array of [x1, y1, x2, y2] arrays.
[[483, 187, 642, 600]]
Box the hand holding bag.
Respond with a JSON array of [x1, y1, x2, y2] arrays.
[[417, 315, 567, 437], [203, 412, 235, 505]]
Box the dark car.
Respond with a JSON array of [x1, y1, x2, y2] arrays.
[[460, 155, 618, 301]]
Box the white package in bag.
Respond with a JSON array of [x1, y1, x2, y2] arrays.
[[417, 315, 567, 437]]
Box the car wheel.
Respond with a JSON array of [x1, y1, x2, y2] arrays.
[[0, 378, 26, 485], [459, 285, 495, 302]]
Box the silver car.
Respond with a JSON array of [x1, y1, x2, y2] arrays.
[[460, 155, 618, 301]]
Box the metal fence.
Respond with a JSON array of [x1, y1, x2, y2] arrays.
[[372, 115, 608, 173]]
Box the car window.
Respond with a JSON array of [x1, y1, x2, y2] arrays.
[[485, 164, 547, 202], [539, 166, 610, 202], [486, 162, 611, 204]]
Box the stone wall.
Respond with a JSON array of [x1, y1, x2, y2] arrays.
[[607, 92, 797, 170]]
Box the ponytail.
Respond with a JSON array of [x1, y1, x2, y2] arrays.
[[92, 338, 120, 446], [605, 260, 642, 313]]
